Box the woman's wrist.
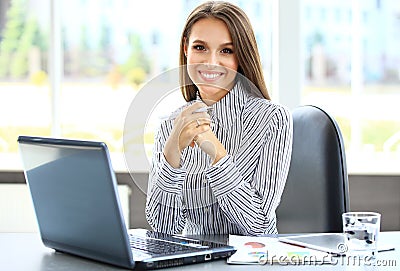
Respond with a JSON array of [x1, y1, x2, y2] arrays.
[[212, 137, 228, 163], [164, 140, 181, 168], [195, 130, 227, 165], [211, 145, 227, 165]]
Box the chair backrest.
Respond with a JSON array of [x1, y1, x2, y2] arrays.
[[276, 105, 350, 233]]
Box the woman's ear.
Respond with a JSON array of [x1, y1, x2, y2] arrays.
[[183, 37, 188, 57]]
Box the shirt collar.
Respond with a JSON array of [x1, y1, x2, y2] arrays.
[[204, 80, 248, 129]]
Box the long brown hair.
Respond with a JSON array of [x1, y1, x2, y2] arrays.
[[179, 1, 270, 101]]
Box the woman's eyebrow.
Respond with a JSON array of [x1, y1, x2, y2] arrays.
[[220, 42, 234, 47], [191, 39, 206, 44], [191, 39, 234, 47]]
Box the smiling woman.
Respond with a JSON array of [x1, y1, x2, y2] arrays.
[[145, 1, 293, 236], [179, 1, 270, 103], [184, 17, 239, 103]]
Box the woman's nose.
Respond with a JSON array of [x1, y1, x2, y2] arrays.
[[205, 52, 219, 67]]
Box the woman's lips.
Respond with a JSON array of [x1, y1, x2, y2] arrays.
[[198, 71, 224, 81]]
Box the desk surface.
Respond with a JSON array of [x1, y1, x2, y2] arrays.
[[1, 232, 399, 270]]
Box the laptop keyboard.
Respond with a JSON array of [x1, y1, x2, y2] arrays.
[[129, 235, 204, 256]]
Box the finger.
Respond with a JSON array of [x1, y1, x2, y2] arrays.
[[176, 122, 203, 150], [181, 101, 208, 115], [193, 124, 211, 138], [175, 103, 209, 126], [191, 110, 211, 120], [197, 117, 212, 125], [195, 119, 212, 129], [187, 118, 211, 131], [178, 115, 211, 132], [190, 135, 199, 148]]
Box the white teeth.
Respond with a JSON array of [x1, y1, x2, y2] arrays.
[[200, 72, 221, 79]]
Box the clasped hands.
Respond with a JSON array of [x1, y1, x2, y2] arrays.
[[164, 102, 227, 168]]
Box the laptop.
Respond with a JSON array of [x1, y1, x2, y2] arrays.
[[279, 233, 395, 256], [279, 233, 348, 256], [17, 135, 236, 270]]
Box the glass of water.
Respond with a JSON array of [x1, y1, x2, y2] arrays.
[[342, 212, 381, 258]]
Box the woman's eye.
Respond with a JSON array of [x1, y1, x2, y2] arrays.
[[221, 48, 234, 54], [193, 45, 205, 51]]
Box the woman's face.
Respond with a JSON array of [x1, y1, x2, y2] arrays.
[[184, 17, 239, 104]]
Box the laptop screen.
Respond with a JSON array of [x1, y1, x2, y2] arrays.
[[18, 136, 134, 268]]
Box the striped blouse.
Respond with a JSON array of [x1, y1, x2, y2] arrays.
[[145, 81, 293, 236]]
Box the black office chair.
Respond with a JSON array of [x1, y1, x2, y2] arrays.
[[276, 105, 350, 233]]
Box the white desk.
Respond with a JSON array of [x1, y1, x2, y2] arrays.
[[1, 232, 399, 270]]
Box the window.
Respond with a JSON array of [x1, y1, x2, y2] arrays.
[[301, 0, 400, 173], [0, 0, 273, 172], [5, 0, 397, 174], [0, 0, 50, 169]]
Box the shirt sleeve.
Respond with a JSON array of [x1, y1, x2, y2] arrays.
[[205, 105, 293, 235], [145, 121, 187, 234]]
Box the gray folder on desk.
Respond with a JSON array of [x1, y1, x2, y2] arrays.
[[279, 233, 395, 256]]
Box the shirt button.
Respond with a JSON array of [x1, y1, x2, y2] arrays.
[[205, 207, 209, 212], [202, 179, 208, 184]]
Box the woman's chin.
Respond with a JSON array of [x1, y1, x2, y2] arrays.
[[197, 85, 231, 102]]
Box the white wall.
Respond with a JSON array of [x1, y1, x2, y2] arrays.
[[0, 184, 131, 232]]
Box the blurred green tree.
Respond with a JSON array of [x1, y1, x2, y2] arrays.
[[0, 0, 47, 79], [10, 16, 39, 78], [120, 32, 150, 86], [0, 0, 26, 78]]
